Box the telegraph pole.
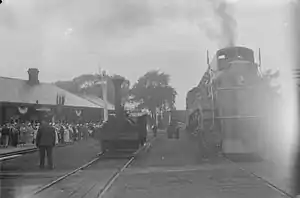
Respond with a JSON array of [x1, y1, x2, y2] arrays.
[[97, 67, 109, 122]]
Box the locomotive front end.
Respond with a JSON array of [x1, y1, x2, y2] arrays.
[[211, 46, 265, 155]]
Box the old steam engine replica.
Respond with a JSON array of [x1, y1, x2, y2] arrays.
[[98, 76, 148, 154], [186, 46, 280, 155]]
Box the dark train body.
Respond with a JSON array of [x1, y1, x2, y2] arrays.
[[99, 113, 149, 152], [97, 77, 149, 153], [186, 46, 280, 155]]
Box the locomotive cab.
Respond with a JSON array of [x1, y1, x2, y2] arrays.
[[212, 46, 255, 72]]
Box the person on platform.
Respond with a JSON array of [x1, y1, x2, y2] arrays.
[[83, 124, 89, 140], [54, 124, 59, 145], [19, 123, 26, 147], [68, 125, 73, 142], [152, 124, 157, 137], [78, 124, 83, 141], [59, 124, 65, 144], [1, 123, 10, 148], [11, 124, 19, 147], [36, 119, 56, 170], [64, 124, 70, 143], [72, 125, 77, 141]]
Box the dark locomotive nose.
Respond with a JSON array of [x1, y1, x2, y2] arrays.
[[98, 76, 149, 154]]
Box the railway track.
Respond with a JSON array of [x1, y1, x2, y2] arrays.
[[22, 140, 152, 198]]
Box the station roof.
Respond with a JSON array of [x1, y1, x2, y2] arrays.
[[0, 76, 102, 109]]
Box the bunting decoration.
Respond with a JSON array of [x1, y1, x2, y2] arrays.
[[75, 110, 82, 117], [18, 106, 28, 114]]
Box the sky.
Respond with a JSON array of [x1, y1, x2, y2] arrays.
[[0, 0, 295, 109]]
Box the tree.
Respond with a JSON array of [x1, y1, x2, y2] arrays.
[[260, 68, 281, 96], [130, 70, 177, 117]]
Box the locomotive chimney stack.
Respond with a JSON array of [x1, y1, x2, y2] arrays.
[[27, 68, 40, 85], [112, 76, 125, 119]]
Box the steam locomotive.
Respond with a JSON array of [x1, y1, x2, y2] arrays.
[[97, 76, 149, 153], [186, 46, 280, 155]]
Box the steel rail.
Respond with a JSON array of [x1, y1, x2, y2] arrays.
[[25, 137, 154, 198]]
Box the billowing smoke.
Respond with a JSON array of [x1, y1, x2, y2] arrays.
[[204, 0, 238, 48]]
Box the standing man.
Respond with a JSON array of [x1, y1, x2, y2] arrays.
[[36, 119, 56, 170], [83, 124, 89, 140], [152, 124, 157, 137], [1, 123, 10, 148]]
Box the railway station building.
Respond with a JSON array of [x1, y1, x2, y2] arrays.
[[0, 68, 114, 124]]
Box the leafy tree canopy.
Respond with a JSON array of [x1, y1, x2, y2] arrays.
[[130, 70, 177, 114], [260, 68, 281, 96]]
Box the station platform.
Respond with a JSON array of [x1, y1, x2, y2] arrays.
[[0, 141, 78, 157], [0, 144, 36, 155]]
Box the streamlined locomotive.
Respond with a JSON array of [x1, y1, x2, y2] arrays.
[[186, 46, 280, 155]]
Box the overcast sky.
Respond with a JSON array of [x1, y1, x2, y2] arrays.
[[0, 0, 294, 109]]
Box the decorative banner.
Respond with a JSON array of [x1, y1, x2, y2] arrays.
[[18, 106, 28, 114], [75, 110, 82, 117]]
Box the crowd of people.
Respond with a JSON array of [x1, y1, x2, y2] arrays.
[[0, 120, 103, 148]]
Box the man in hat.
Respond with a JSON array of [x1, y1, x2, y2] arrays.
[[36, 119, 56, 169]]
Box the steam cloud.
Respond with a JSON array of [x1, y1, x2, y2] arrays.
[[205, 0, 238, 48]]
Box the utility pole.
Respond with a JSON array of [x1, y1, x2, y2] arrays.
[[97, 67, 109, 122]]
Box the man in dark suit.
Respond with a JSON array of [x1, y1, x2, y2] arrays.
[[36, 119, 56, 169], [1, 123, 10, 148]]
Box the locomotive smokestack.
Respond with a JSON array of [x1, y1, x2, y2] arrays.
[[112, 76, 125, 119], [203, 0, 238, 48], [216, 1, 237, 47]]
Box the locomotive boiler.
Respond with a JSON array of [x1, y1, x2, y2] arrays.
[[186, 46, 279, 155], [98, 76, 148, 153]]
